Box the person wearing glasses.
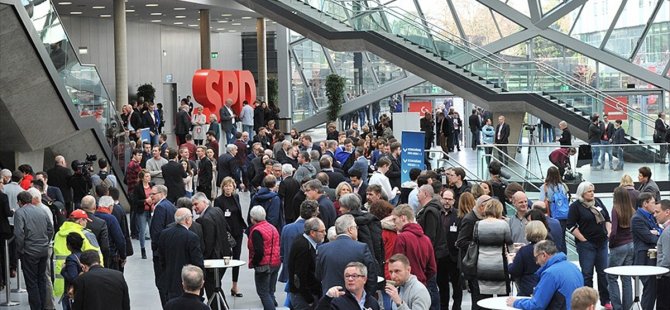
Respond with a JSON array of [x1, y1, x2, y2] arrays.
[[288, 218, 326, 309], [317, 262, 380, 310], [507, 240, 583, 309]]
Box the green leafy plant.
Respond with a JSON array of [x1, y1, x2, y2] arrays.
[[267, 78, 279, 105], [326, 74, 345, 122], [136, 83, 156, 103]]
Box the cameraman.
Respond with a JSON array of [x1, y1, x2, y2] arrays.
[[68, 160, 93, 211], [91, 158, 118, 189]]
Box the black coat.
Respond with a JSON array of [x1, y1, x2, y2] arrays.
[[72, 265, 130, 310], [349, 210, 385, 277], [158, 224, 204, 300], [469, 114, 481, 131], [354, 182, 368, 207], [324, 170, 347, 189], [0, 191, 12, 239], [174, 110, 192, 135], [217, 153, 238, 186], [385, 155, 401, 189], [213, 194, 247, 239], [558, 128, 572, 146], [196, 157, 213, 193], [165, 293, 209, 310], [495, 123, 510, 144], [130, 182, 154, 213], [47, 165, 73, 203], [416, 198, 448, 259], [111, 203, 133, 257], [129, 111, 143, 133], [161, 161, 187, 203], [85, 211, 111, 265], [288, 235, 321, 302], [196, 207, 232, 259], [278, 176, 301, 223]]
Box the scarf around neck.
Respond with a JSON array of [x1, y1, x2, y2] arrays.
[[581, 199, 605, 224]]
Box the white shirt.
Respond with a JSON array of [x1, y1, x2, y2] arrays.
[[368, 171, 396, 200]]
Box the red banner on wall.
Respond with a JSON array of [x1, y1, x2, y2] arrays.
[[604, 96, 628, 121], [192, 69, 257, 121], [408, 101, 432, 117]]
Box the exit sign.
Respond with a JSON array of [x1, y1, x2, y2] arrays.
[[211, 52, 218, 59]]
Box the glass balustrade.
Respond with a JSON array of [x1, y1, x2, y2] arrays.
[[21, 0, 129, 172]]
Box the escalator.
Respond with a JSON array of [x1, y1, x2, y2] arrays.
[[0, 0, 129, 199], [235, 0, 660, 162]]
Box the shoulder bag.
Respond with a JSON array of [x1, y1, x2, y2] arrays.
[[461, 221, 480, 277]]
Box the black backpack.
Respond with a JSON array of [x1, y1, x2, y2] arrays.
[[42, 194, 66, 231]]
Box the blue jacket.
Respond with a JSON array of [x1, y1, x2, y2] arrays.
[[348, 156, 369, 184], [279, 218, 306, 283], [514, 252, 583, 310], [546, 217, 566, 253], [632, 209, 662, 265], [316, 235, 377, 295], [251, 188, 284, 233], [95, 212, 127, 260], [150, 199, 177, 251], [508, 242, 539, 296]]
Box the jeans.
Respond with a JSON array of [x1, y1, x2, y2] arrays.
[[21, 254, 48, 310], [358, 110, 366, 126], [471, 130, 480, 149], [599, 140, 613, 168], [255, 266, 279, 310], [427, 276, 441, 310], [372, 110, 380, 126], [243, 124, 254, 140], [614, 146, 624, 170], [137, 211, 152, 249], [290, 292, 316, 310], [591, 142, 601, 167], [607, 243, 633, 310], [576, 240, 610, 305]]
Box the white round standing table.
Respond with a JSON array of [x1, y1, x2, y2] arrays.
[[203, 259, 246, 310], [477, 296, 530, 310], [605, 265, 668, 310]]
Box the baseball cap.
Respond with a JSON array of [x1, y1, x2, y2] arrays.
[[70, 209, 92, 222]]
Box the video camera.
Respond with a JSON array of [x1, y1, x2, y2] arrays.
[[73, 154, 97, 175], [522, 123, 537, 132]]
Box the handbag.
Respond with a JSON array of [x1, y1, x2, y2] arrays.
[[461, 221, 479, 277], [227, 231, 237, 249]]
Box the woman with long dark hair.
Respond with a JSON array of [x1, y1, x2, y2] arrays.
[[607, 186, 635, 310], [539, 166, 570, 238]]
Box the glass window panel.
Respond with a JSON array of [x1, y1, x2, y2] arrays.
[[491, 10, 524, 38], [418, 0, 459, 35], [539, 0, 565, 16], [294, 40, 331, 110], [603, 0, 658, 58], [367, 52, 406, 84], [504, 0, 531, 17], [634, 0, 670, 74], [570, 0, 623, 48], [549, 3, 581, 34], [453, 0, 506, 45]]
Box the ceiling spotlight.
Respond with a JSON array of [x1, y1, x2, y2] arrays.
[[231, 22, 241, 26], [241, 16, 252, 19], [150, 13, 162, 16], [174, 7, 186, 11], [145, 3, 159, 7], [189, 24, 198, 27], [217, 20, 228, 23], [216, 28, 225, 31], [92, 6, 105, 9], [175, 15, 186, 18], [100, 14, 111, 17], [125, 9, 135, 12], [58, 2, 72, 5], [174, 22, 184, 25], [151, 19, 161, 22], [228, 30, 236, 32], [221, 13, 232, 17], [70, 11, 82, 14]]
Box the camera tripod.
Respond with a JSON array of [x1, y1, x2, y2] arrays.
[[524, 128, 544, 183]]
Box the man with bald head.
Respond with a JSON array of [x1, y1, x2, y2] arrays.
[[510, 191, 529, 243], [80, 195, 110, 266], [47, 155, 73, 213], [157, 208, 204, 305]]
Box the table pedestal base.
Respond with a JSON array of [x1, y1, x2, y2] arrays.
[[207, 268, 230, 310]]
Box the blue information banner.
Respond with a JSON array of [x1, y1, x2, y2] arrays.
[[401, 131, 425, 184]]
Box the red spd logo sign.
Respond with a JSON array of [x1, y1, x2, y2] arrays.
[[192, 69, 257, 120]]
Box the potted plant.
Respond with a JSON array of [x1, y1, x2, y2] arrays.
[[267, 78, 279, 105], [326, 74, 345, 122]]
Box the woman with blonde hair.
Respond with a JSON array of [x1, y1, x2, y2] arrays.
[[508, 221, 548, 296], [333, 182, 353, 216], [473, 199, 513, 304], [213, 177, 247, 296], [458, 192, 476, 218], [619, 174, 639, 209]]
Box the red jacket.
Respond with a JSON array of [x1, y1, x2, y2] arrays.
[[393, 223, 437, 284], [381, 218, 398, 280], [248, 220, 281, 268]]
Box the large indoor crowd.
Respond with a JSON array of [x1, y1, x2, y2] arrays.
[[1, 97, 670, 310]]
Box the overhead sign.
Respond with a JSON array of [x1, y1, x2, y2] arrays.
[[192, 69, 257, 122], [211, 52, 218, 59], [401, 131, 425, 184], [408, 101, 432, 116]]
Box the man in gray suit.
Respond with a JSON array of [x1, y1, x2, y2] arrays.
[[219, 99, 236, 144]]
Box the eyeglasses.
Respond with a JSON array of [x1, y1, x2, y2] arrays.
[[150, 192, 159, 196], [313, 229, 326, 234], [534, 252, 545, 262], [344, 274, 366, 279]]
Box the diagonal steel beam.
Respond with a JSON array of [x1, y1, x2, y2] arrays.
[[535, 0, 587, 29], [451, 29, 538, 66], [446, 0, 467, 40], [527, 0, 540, 22], [599, 0, 628, 50], [567, 3, 584, 36], [477, 0, 534, 28], [629, 0, 665, 61], [662, 58, 670, 77]]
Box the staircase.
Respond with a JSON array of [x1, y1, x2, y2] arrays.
[[236, 0, 661, 162]]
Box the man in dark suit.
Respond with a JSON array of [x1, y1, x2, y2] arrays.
[[80, 196, 111, 267], [195, 146, 213, 199], [175, 104, 192, 146], [349, 170, 368, 207], [468, 109, 482, 149], [316, 214, 378, 295], [164, 265, 209, 310], [217, 144, 239, 186], [161, 148, 187, 203], [46, 155, 73, 213], [72, 250, 130, 310], [150, 185, 177, 303], [192, 193, 231, 307], [219, 98, 236, 144], [558, 120, 572, 147], [300, 135, 322, 156], [632, 193, 662, 309], [655, 112, 668, 163], [288, 218, 325, 308], [278, 164, 301, 223], [324, 141, 341, 169], [494, 115, 511, 164], [158, 208, 204, 305]]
